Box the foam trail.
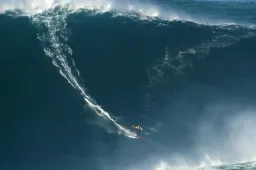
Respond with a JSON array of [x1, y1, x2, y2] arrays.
[[32, 7, 137, 139]]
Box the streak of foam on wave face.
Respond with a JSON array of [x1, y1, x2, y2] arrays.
[[27, 5, 138, 139]]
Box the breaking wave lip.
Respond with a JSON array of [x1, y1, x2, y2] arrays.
[[0, 0, 254, 27]]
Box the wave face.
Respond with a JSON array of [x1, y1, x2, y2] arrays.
[[1, 0, 256, 170]]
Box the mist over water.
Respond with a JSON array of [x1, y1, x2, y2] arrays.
[[1, 0, 256, 169]]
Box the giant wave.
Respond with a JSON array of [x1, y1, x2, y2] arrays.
[[1, 0, 256, 169]]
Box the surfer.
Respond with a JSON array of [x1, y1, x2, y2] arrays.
[[132, 125, 143, 138]]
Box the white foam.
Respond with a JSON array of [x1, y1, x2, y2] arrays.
[[196, 0, 256, 2], [0, 0, 56, 14], [0, 0, 243, 26], [153, 154, 223, 170]]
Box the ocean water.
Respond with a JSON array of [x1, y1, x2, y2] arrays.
[[1, 0, 256, 169]]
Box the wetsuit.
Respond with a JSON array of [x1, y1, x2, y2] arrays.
[[136, 129, 141, 138]]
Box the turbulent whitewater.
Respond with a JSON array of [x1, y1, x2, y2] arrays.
[[1, 0, 256, 170]]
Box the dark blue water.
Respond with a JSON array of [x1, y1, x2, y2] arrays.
[[1, 1, 256, 169]]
